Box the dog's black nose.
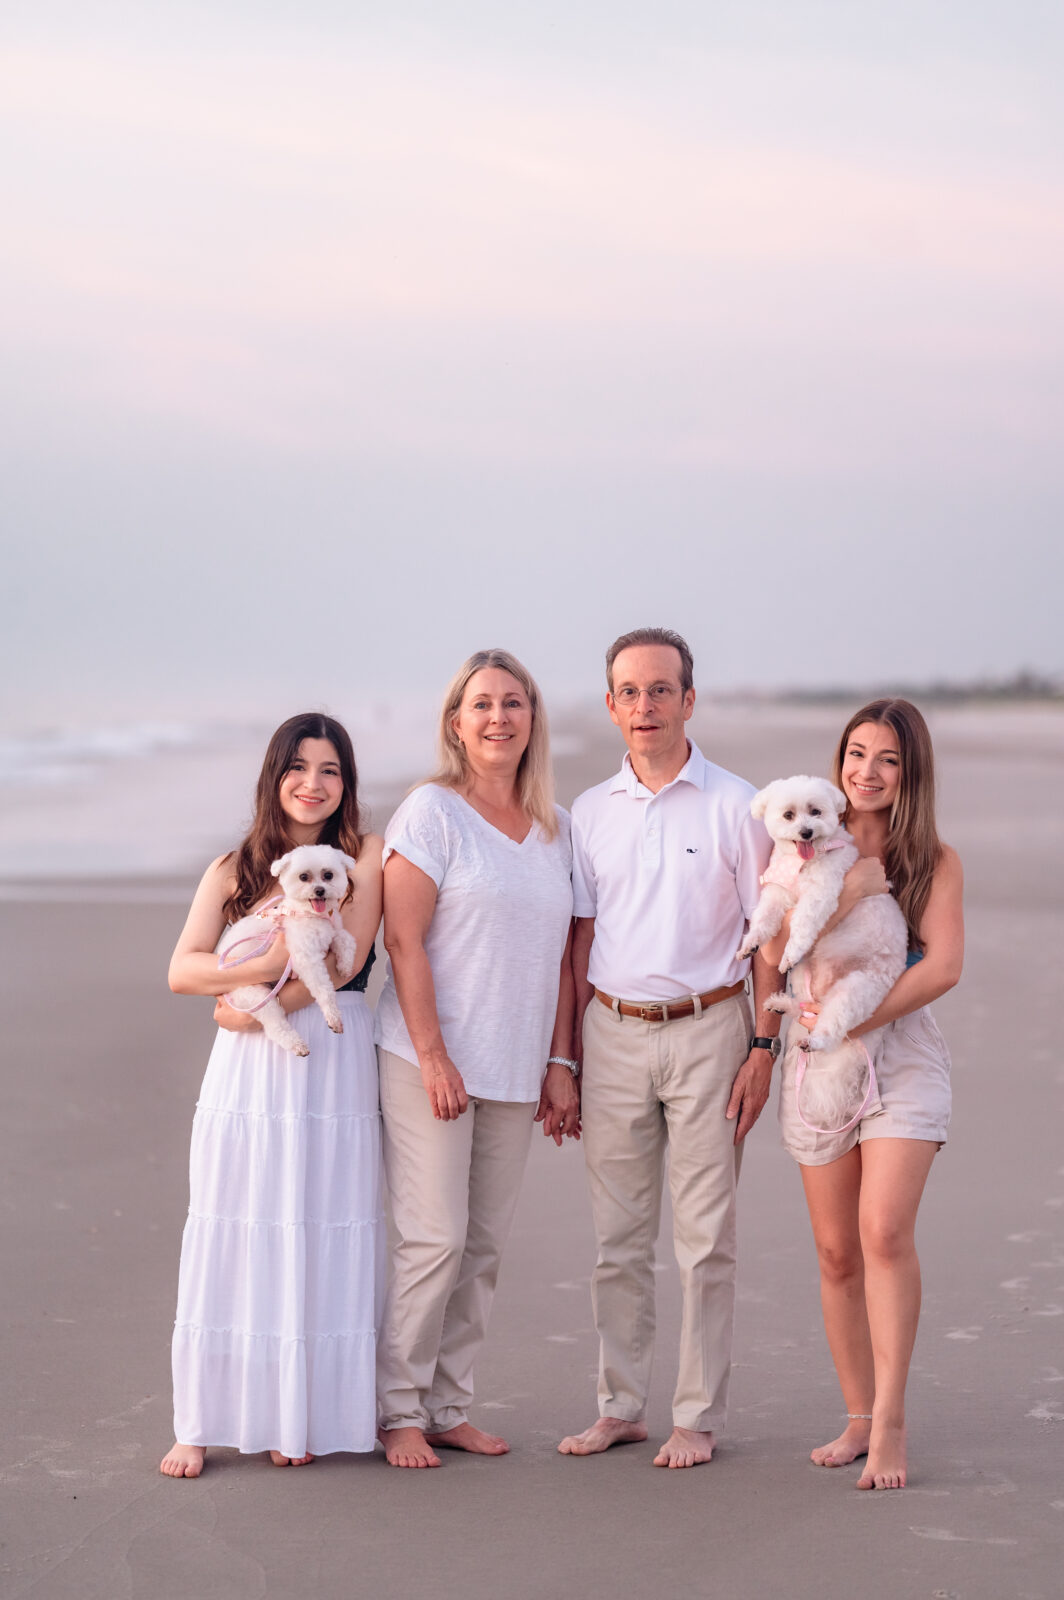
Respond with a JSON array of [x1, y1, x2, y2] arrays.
[[800, 827, 814, 840], [313, 887, 326, 897]]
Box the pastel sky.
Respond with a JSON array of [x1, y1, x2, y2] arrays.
[[3, 0, 1062, 727]]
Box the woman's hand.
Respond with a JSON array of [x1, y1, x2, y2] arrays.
[[213, 998, 262, 1033], [841, 856, 890, 910], [796, 999, 821, 1035], [419, 1051, 469, 1121], [535, 1063, 581, 1146]]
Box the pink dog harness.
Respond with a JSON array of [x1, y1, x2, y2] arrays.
[[760, 836, 847, 893]]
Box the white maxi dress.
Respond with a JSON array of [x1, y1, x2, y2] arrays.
[[171, 988, 383, 1458]]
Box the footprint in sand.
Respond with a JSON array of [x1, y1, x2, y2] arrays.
[[945, 1327, 983, 1341], [1027, 1399, 1064, 1422], [911, 1528, 1017, 1547]]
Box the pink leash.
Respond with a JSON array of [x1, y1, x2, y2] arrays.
[[794, 1040, 879, 1135], [218, 896, 293, 1014]]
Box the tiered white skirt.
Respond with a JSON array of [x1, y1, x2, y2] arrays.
[[171, 992, 383, 1458]]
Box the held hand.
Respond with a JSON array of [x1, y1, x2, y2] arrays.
[[725, 1051, 773, 1144], [419, 1053, 469, 1121], [213, 998, 261, 1033], [534, 1063, 581, 1146]]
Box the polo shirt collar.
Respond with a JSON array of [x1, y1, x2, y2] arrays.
[[609, 739, 710, 797]]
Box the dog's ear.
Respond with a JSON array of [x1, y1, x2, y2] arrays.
[[750, 786, 773, 820], [336, 853, 358, 874], [827, 784, 847, 815], [270, 853, 293, 877]]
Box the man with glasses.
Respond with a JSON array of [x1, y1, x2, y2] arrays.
[[558, 627, 779, 1469]]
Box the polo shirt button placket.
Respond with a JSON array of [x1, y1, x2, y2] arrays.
[[644, 800, 661, 869]]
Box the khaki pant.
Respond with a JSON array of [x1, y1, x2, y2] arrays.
[[376, 1049, 536, 1432], [580, 990, 752, 1434]]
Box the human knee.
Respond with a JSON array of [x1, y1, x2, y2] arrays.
[[815, 1235, 863, 1286], [859, 1215, 914, 1266]]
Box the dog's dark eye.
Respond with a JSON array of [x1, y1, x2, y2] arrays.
[[299, 872, 311, 882], [810, 808, 820, 817], [322, 870, 333, 880], [783, 810, 794, 822]]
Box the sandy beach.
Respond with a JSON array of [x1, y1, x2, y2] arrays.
[[2, 701, 1062, 1600]]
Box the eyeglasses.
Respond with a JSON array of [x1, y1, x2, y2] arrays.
[[612, 684, 681, 705]]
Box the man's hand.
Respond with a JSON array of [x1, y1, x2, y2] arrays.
[[535, 1063, 581, 1146], [725, 1049, 773, 1144]]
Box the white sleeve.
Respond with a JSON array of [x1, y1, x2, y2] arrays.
[[382, 790, 450, 888], [735, 810, 772, 919], [570, 805, 597, 919]]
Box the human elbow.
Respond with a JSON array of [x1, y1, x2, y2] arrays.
[[382, 925, 422, 963]]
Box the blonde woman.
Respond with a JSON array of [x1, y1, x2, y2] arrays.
[[374, 650, 577, 1469], [768, 699, 963, 1491]]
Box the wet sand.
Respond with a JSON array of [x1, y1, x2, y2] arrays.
[[2, 703, 1062, 1599]]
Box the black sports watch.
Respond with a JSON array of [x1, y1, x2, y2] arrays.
[[750, 1036, 781, 1058]]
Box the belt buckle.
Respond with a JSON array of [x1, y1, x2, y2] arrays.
[[639, 1003, 666, 1022]]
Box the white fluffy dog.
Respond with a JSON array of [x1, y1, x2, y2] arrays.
[[736, 775, 907, 1128], [219, 844, 358, 1057]]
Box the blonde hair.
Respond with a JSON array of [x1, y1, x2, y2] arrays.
[[421, 649, 558, 839], [831, 698, 942, 951]]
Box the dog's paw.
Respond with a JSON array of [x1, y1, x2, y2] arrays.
[[327, 1019, 344, 1034], [764, 992, 789, 1014], [295, 1044, 310, 1057], [736, 941, 757, 961]]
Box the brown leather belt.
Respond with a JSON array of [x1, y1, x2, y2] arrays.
[[594, 980, 744, 1023]]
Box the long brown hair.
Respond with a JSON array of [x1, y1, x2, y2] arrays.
[[222, 713, 364, 923], [831, 698, 941, 951], [421, 648, 558, 839]]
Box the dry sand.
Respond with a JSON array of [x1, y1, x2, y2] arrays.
[[2, 703, 1062, 1599]]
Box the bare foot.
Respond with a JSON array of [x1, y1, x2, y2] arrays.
[[857, 1421, 907, 1490], [160, 1443, 206, 1478], [653, 1427, 715, 1469], [811, 1417, 871, 1468], [378, 1426, 441, 1468], [269, 1450, 314, 1467], [557, 1418, 648, 1456], [424, 1422, 509, 1455]]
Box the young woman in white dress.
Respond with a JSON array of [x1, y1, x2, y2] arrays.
[[160, 713, 384, 1477]]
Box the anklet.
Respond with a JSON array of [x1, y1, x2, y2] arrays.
[[847, 1413, 872, 1420]]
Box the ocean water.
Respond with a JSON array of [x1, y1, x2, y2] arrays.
[[0, 706, 443, 886], [2, 700, 1059, 896]]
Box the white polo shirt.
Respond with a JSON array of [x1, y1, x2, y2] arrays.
[[571, 741, 771, 1002]]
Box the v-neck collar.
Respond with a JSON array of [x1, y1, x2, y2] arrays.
[[451, 788, 534, 847]]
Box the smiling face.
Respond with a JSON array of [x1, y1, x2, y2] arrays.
[[607, 644, 695, 770], [278, 738, 343, 842], [840, 721, 901, 815], [451, 668, 533, 779]]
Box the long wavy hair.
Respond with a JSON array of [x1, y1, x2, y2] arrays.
[[222, 713, 364, 923], [420, 649, 558, 839], [831, 697, 942, 951]]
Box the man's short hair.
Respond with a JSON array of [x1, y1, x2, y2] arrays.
[[605, 628, 694, 695]]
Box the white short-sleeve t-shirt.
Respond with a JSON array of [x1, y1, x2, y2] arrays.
[[374, 785, 574, 1102]]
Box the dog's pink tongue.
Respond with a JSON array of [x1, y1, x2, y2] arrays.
[[797, 841, 815, 861], [311, 899, 329, 913]]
